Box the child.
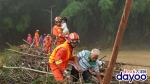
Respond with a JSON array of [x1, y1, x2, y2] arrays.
[[61, 17, 69, 38]]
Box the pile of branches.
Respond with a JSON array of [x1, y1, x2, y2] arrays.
[[0, 41, 150, 84], [0, 42, 56, 84]]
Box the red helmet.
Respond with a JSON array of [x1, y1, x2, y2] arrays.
[[68, 32, 80, 43], [55, 16, 61, 22]]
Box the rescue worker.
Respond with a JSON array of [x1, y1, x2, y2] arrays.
[[34, 30, 40, 46], [27, 34, 32, 44], [49, 32, 80, 82], [45, 36, 51, 54], [47, 34, 52, 43], [43, 34, 47, 46], [53, 16, 66, 47], [61, 17, 69, 38], [71, 49, 102, 84], [46, 34, 52, 53]]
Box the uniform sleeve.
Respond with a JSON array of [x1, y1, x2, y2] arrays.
[[93, 61, 100, 72], [54, 47, 67, 71], [53, 27, 59, 37], [54, 47, 67, 65]]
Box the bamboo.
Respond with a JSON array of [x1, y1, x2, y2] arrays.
[[22, 39, 30, 45], [2, 66, 53, 75], [103, 0, 134, 84], [26, 40, 35, 53], [7, 49, 48, 58]]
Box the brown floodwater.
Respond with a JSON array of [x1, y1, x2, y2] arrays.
[[100, 51, 150, 76]]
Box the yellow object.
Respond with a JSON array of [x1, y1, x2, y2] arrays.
[[49, 41, 74, 64], [55, 60, 62, 65]]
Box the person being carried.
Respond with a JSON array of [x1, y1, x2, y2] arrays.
[[53, 16, 66, 47], [27, 34, 32, 44], [49, 32, 80, 82], [34, 30, 40, 46], [61, 17, 69, 38], [71, 49, 102, 84]]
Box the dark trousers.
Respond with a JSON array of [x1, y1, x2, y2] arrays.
[[71, 66, 92, 82]]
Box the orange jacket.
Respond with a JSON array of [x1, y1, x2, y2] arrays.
[[53, 25, 64, 38], [46, 40, 51, 47], [35, 32, 39, 39], [49, 41, 74, 71]]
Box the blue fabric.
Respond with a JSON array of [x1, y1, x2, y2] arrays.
[[39, 37, 43, 44]]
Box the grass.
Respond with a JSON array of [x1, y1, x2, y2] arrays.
[[31, 77, 57, 84], [0, 44, 57, 84]]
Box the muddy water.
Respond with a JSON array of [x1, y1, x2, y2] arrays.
[[100, 51, 150, 75]]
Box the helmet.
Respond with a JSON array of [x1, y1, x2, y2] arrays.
[[55, 16, 61, 22], [68, 32, 80, 43]]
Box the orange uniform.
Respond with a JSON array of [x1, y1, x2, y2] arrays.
[[53, 25, 66, 46], [49, 41, 74, 81], [45, 38, 52, 54], [35, 32, 39, 46]]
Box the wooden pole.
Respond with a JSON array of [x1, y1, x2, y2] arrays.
[[103, 0, 134, 84]]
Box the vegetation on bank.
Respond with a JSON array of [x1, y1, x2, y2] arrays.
[[0, 0, 150, 49]]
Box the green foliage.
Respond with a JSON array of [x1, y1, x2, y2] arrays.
[[16, 14, 30, 32], [0, 4, 2, 10], [60, 1, 83, 20], [60, 0, 150, 47], [31, 77, 56, 84], [3, 17, 13, 28], [98, 0, 114, 11], [31, 78, 44, 84], [0, 0, 150, 48]]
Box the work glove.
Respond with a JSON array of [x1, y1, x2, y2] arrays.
[[98, 60, 105, 66], [63, 70, 69, 76]]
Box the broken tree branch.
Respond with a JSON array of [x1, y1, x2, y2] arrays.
[[2, 66, 53, 75], [7, 49, 48, 58]]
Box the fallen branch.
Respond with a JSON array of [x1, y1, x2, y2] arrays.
[[2, 66, 53, 75], [7, 49, 48, 58], [22, 39, 30, 45]]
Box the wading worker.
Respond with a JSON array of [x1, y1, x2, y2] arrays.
[[49, 32, 80, 82], [72, 49, 102, 84]]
